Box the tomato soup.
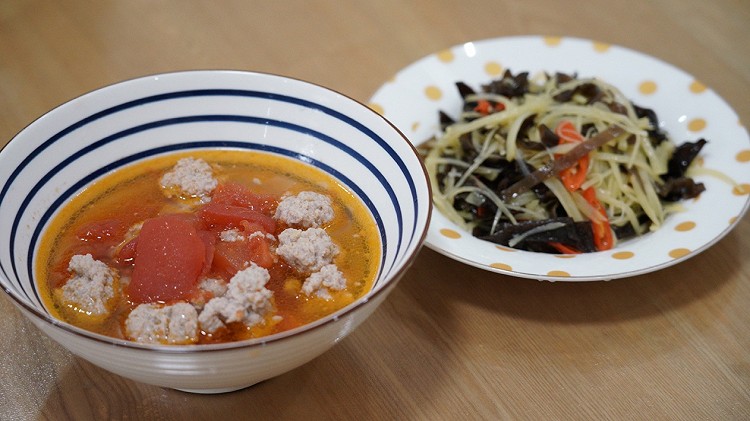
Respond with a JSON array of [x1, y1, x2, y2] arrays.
[[35, 150, 380, 345]]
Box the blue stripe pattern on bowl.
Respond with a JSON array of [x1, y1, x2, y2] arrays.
[[0, 87, 424, 310]]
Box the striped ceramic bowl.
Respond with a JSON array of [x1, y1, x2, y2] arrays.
[[0, 70, 431, 393]]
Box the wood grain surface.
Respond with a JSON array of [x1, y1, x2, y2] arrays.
[[1, 1, 748, 419]]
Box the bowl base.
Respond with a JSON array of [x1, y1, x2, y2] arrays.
[[174, 381, 261, 394]]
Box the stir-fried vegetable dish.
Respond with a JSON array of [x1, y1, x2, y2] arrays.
[[424, 70, 706, 253]]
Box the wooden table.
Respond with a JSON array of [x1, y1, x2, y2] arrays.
[[1, 1, 748, 419]]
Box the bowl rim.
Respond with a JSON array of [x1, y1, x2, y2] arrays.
[[0, 69, 433, 353]]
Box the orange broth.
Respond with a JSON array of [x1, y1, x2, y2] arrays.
[[35, 150, 381, 344]]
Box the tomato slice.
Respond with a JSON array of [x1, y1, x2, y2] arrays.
[[212, 182, 277, 214], [248, 235, 275, 269], [197, 230, 217, 276], [211, 236, 274, 280], [211, 241, 249, 280], [199, 202, 276, 233], [128, 214, 206, 303], [76, 219, 127, 244], [115, 237, 138, 266]]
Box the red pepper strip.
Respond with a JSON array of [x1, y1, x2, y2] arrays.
[[581, 187, 614, 251], [555, 120, 589, 191], [548, 242, 582, 254], [473, 100, 506, 115], [474, 99, 493, 115], [499, 126, 624, 201]]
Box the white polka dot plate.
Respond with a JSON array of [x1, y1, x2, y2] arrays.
[[369, 35, 750, 281]]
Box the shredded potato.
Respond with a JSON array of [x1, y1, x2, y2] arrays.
[[424, 71, 706, 253]]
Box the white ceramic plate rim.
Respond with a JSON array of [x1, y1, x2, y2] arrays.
[[369, 35, 750, 281]]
